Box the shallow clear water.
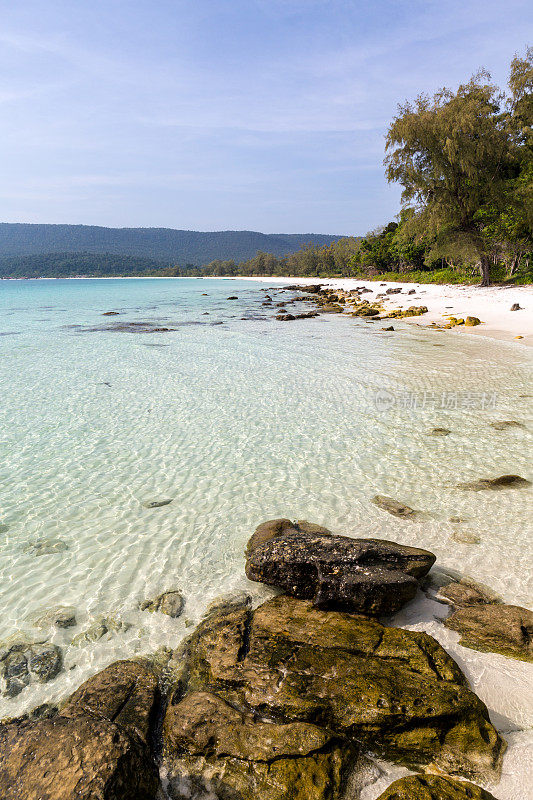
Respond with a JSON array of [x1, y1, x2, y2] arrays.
[[0, 278, 531, 796]]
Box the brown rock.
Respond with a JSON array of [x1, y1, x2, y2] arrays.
[[445, 603, 533, 662], [0, 715, 158, 800], [61, 660, 159, 743], [375, 774, 498, 799]]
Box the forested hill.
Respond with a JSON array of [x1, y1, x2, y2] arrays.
[[0, 224, 342, 265]]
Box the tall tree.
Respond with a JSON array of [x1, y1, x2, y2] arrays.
[[384, 70, 518, 285]]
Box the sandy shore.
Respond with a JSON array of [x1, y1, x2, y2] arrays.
[[239, 277, 533, 346]]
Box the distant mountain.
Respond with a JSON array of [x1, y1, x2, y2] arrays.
[[0, 224, 343, 266]]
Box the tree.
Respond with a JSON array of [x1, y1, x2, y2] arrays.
[[384, 70, 518, 285]]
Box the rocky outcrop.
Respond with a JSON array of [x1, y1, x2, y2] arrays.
[[456, 474, 531, 491], [375, 774, 498, 799], [245, 531, 435, 613], [445, 603, 533, 663], [0, 660, 160, 800], [176, 594, 504, 782], [140, 590, 184, 618], [31, 606, 77, 629], [60, 661, 159, 742], [163, 690, 358, 800], [245, 518, 331, 556], [0, 715, 158, 800]]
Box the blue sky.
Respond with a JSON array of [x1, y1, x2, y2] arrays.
[[0, 1, 530, 235]]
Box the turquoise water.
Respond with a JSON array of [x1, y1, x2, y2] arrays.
[[0, 278, 532, 795]]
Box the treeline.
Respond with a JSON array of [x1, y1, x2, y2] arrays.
[[180, 47, 533, 286], [0, 252, 168, 279]]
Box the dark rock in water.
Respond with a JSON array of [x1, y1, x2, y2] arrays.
[[386, 287, 402, 294], [178, 594, 504, 781], [445, 603, 533, 662], [371, 495, 427, 521], [140, 589, 184, 618], [375, 774, 498, 799], [381, 325, 395, 331], [408, 289, 417, 295], [276, 313, 295, 321], [489, 420, 526, 430], [510, 303, 521, 311], [227, 296, 238, 300], [163, 689, 358, 800], [456, 474, 531, 491], [24, 539, 69, 555], [0, 642, 63, 697], [28, 644, 63, 683], [0, 523, 9, 533], [31, 606, 77, 629], [60, 660, 159, 743], [142, 497, 173, 508], [102, 311, 120, 316], [0, 715, 158, 800], [245, 531, 435, 613], [427, 427, 451, 436]]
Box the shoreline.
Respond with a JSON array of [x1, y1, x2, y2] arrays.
[[240, 276, 533, 346], [4, 274, 530, 345]]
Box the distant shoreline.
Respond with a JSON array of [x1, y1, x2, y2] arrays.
[[2, 274, 531, 345]]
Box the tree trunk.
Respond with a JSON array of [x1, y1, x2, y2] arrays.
[[480, 255, 491, 286]]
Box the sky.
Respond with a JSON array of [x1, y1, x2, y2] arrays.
[[0, 1, 530, 235]]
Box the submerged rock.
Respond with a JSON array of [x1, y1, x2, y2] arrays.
[[140, 589, 184, 618], [245, 531, 435, 614], [375, 775, 498, 799], [427, 427, 451, 436], [0, 642, 63, 698], [31, 606, 77, 629], [464, 316, 481, 326], [276, 313, 295, 321], [489, 420, 526, 430], [456, 474, 531, 491], [142, 497, 173, 508], [23, 539, 69, 556], [445, 603, 533, 662], [70, 616, 131, 646], [371, 495, 427, 521], [178, 594, 504, 781]]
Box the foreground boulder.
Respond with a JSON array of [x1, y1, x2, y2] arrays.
[[245, 529, 435, 614], [163, 690, 358, 800], [445, 603, 533, 663], [177, 594, 504, 781], [60, 660, 159, 742], [0, 660, 160, 800], [0, 716, 158, 800], [375, 775, 498, 799]]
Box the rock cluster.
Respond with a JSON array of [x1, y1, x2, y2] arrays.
[[0, 641, 62, 698], [1, 520, 524, 800]]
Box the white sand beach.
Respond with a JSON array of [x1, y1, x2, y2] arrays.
[[241, 277, 533, 345]]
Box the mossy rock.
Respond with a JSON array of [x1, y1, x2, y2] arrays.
[[375, 774, 498, 799], [177, 594, 505, 782], [464, 316, 481, 326]]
